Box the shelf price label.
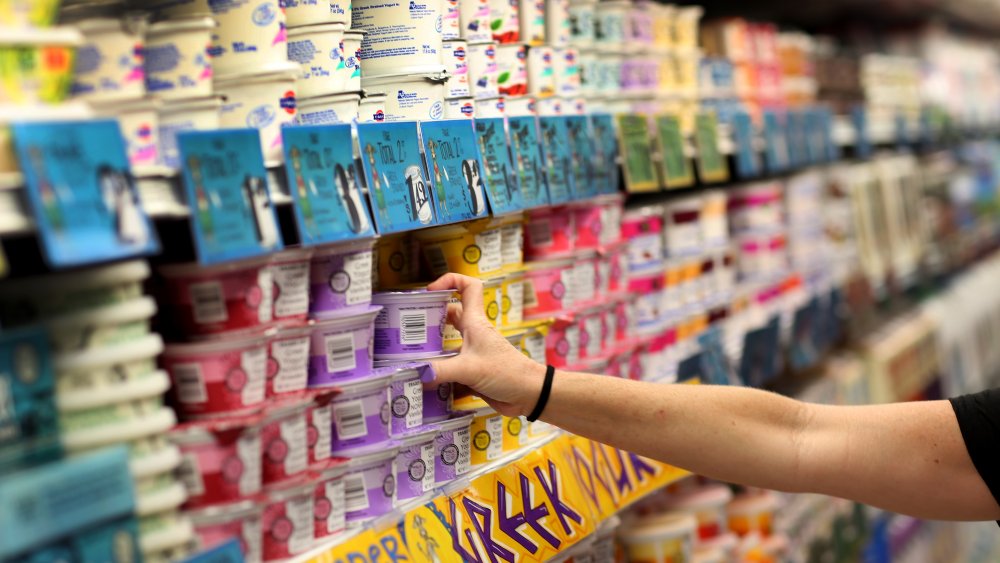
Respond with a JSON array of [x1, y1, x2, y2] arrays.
[[731, 111, 761, 178], [356, 122, 437, 234], [590, 114, 620, 194], [615, 114, 658, 193], [763, 109, 789, 172], [420, 119, 492, 225], [12, 120, 160, 268], [538, 116, 574, 203], [282, 125, 375, 246], [177, 129, 283, 264], [474, 117, 524, 215], [694, 112, 729, 184], [654, 114, 694, 189], [565, 115, 597, 199], [507, 116, 550, 209]]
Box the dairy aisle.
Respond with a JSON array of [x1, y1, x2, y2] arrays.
[[2, 0, 1000, 560]]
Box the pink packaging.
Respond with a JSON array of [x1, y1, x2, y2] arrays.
[[307, 306, 381, 386], [159, 257, 273, 337], [628, 270, 666, 333], [572, 203, 603, 250], [372, 290, 451, 360], [343, 447, 399, 524], [434, 413, 473, 484], [261, 401, 311, 485], [394, 426, 438, 502], [599, 194, 624, 246], [171, 419, 262, 508], [309, 239, 375, 317], [188, 501, 262, 563], [267, 325, 312, 397], [577, 307, 604, 360], [572, 252, 599, 309], [523, 258, 575, 318], [271, 248, 313, 325], [621, 208, 664, 273], [262, 479, 316, 560], [598, 243, 626, 298], [329, 375, 391, 454], [612, 297, 634, 346], [545, 316, 579, 368], [307, 401, 333, 467], [162, 336, 268, 419], [524, 206, 575, 259], [313, 465, 347, 541]]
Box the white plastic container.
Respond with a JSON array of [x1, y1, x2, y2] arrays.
[[495, 43, 527, 97], [552, 47, 581, 96], [91, 97, 161, 172], [444, 97, 475, 119], [459, 0, 492, 43], [535, 96, 561, 116], [352, 0, 444, 76], [619, 513, 697, 563], [503, 95, 534, 116], [287, 24, 363, 98], [295, 92, 361, 124], [158, 96, 221, 169], [488, 0, 519, 43], [144, 17, 215, 101], [441, 0, 461, 40], [544, 0, 569, 47], [517, 0, 544, 46], [216, 63, 298, 166], [578, 48, 599, 94], [475, 96, 505, 118], [442, 40, 470, 99], [526, 45, 554, 96], [595, 0, 630, 53], [358, 93, 387, 122], [70, 17, 147, 102], [567, 1, 596, 49], [285, 0, 352, 27], [466, 42, 499, 99], [361, 70, 446, 122]]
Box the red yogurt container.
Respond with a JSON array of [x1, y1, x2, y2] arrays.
[[261, 400, 311, 485], [271, 247, 314, 326], [523, 258, 575, 318], [162, 335, 268, 419], [313, 465, 347, 541], [266, 324, 312, 397], [262, 478, 316, 560], [524, 206, 575, 259], [307, 400, 333, 467], [571, 203, 604, 250], [171, 419, 262, 508], [545, 315, 579, 368], [188, 500, 263, 563]]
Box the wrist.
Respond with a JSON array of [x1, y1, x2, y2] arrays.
[[517, 357, 549, 418]]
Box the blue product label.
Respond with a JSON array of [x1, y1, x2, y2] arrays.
[[11, 120, 160, 268], [474, 117, 523, 215], [282, 125, 376, 245], [785, 110, 807, 168], [253, 1, 277, 25], [0, 328, 56, 449], [565, 115, 596, 199], [357, 121, 438, 234], [507, 116, 549, 208], [177, 129, 284, 264], [731, 111, 760, 178], [762, 109, 789, 173], [590, 114, 619, 195], [420, 119, 491, 224], [538, 116, 574, 204], [851, 105, 871, 159]]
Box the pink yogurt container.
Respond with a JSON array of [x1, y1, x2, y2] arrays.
[[523, 258, 575, 318], [162, 335, 268, 419], [171, 418, 262, 508], [309, 239, 376, 317], [329, 374, 391, 455], [572, 203, 604, 250], [599, 243, 627, 297], [578, 306, 605, 360], [343, 446, 400, 525], [267, 324, 312, 397], [628, 270, 666, 333], [313, 465, 347, 541], [307, 306, 381, 387], [611, 297, 634, 347], [307, 401, 333, 467], [621, 207, 665, 273], [261, 400, 311, 485], [262, 478, 316, 560], [394, 425, 438, 502], [545, 315, 579, 368], [524, 206, 576, 259], [572, 251, 599, 309], [188, 500, 263, 563], [159, 257, 273, 337], [434, 413, 473, 484], [271, 247, 313, 325], [372, 290, 452, 360]]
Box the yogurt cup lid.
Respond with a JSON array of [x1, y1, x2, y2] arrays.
[[91, 97, 162, 116], [159, 96, 223, 115], [359, 92, 388, 101], [347, 445, 400, 468], [287, 22, 347, 38], [271, 246, 314, 263], [466, 405, 498, 418], [336, 373, 392, 397], [130, 443, 182, 479], [320, 461, 349, 480], [311, 237, 377, 258], [187, 499, 260, 525], [362, 66, 449, 85], [298, 92, 363, 108], [71, 16, 147, 34], [312, 305, 382, 331], [57, 369, 170, 413], [0, 259, 149, 297], [261, 395, 312, 424], [524, 258, 575, 271], [394, 425, 439, 448], [215, 60, 300, 86], [147, 16, 216, 35], [0, 26, 84, 46], [344, 29, 365, 39], [137, 480, 188, 516], [161, 333, 267, 357], [662, 484, 734, 511], [169, 413, 262, 445], [619, 513, 697, 543], [385, 366, 421, 383], [372, 289, 453, 305], [63, 407, 176, 451], [270, 323, 313, 340], [265, 474, 318, 502], [435, 412, 473, 432], [44, 296, 156, 333], [157, 255, 268, 277], [55, 333, 164, 372], [139, 514, 195, 554]]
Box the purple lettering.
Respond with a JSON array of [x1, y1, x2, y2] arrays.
[[380, 534, 407, 563], [497, 480, 538, 553], [592, 441, 618, 504], [520, 473, 560, 549], [628, 452, 658, 483], [368, 545, 381, 562], [534, 461, 583, 535], [463, 497, 516, 563], [448, 498, 485, 563], [571, 445, 598, 506], [347, 553, 368, 563], [607, 447, 634, 497]]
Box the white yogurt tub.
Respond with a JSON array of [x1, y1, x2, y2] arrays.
[[144, 17, 215, 101], [536, 96, 562, 116], [459, 0, 492, 43], [442, 40, 470, 98], [285, 0, 352, 27], [358, 92, 387, 122], [295, 92, 361, 124], [361, 70, 447, 122], [595, 0, 630, 53], [45, 295, 156, 354], [441, 0, 461, 40], [352, 0, 444, 76], [444, 97, 475, 119], [62, 403, 176, 453], [504, 95, 534, 116], [517, 0, 544, 45], [54, 333, 164, 406], [552, 47, 581, 96], [70, 16, 147, 102], [466, 42, 499, 99], [157, 96, 221, 169], [139, 510, 195, 557], [475, 96, 505, 118], [526, 44, 554, 96], [568, 1, 596, 49], [287, 24, 363, 98], [216, 62, 298, 166], [545, 0, 569, 47], [495, 43, 527, 97], [90, 96, 161, 172], [488, 0, 520, 43]]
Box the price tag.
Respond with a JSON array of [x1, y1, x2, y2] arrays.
[[538, 116, 574, 203], [420, 119, 491, 224], [851, 105, 871, 159], [507, 116, 550, 209], [565, 115, 596, 199], [589, 114, 620, 195], [694, 112, 729, 184], [654, 114, 694, 189], [357, 122, 437, 234], [177, 129, 283, 264], [615, 114, 658, 193], [763, 109, 789, 173], [731, 111, 760, 178], [474, 117, 523, 215], [12, 120, 160, 268], [282, 125, 375, 246]]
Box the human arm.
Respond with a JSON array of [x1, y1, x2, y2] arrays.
[[428, 273, 1000, 521]]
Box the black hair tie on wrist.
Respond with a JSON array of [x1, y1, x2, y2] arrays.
[[526, 365, 556, 422]]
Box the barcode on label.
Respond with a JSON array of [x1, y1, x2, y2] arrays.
[[324, 333, 356, 373], [343, 473, 370, 512], [334, 400, 368, 440], [424, 245, 449, 276], [176, 453, 205, 496], [172, 363, 208, 404], [400, 310, 428, 345], [528, 220, 553, 247], [189, 281, 227, 324]]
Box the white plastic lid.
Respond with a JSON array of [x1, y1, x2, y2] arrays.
[[55, 333, 164, 372], [137, 480, 188, 516], [187, 500, 260, 525], [45, 296, 156, 333], [63, 407, 177, 451], [524, 258, 575, 271], [311, 237, 377, 258], [395, 425, 438, 448], [214, 61, 301, 87], [159, 96, 223, 115], [372, 289, 452, 305], [140, 515, 195, 554], [435, 412, 474, 432], [288, 23, 347, 38], [389, 366, 421, 383], [148, 16, 216, 36], [336, 373, 391, 398], [619, 513, 697, 544], [362, 66, 449, 86], [298, 92, 363, 110], [347, 445, 400, 469], [312, 305, 382, 332], [162, 334, 266, 358], [131, 443, 182, 479], [662, 484, 734, 512], [57, 369, 170, 413]]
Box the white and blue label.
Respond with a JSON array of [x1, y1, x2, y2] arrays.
[[507, 116, 549, 209], [356, 122, 438, 234], [538, 116, 573, 204], [177, 129, 284, 264], [282, 125, 376, 246], [474, 117, 523, 215], [12, 120, 160, 268], [590, 114, 619, 195], [420, 119, 491, 224]]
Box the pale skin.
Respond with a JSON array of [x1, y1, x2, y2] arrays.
[[428, 273, 1000, 522]]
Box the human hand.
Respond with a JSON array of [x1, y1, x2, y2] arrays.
[[427, 273, 545, 416]]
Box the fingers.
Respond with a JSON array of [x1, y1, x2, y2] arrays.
[[428, 355, 465, 386], [430, 274, 486, 325], [445, 302, 464, 332]]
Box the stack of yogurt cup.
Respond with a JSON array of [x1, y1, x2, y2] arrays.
[[440, 0, 506, 119], [0, 260, 195, 563]]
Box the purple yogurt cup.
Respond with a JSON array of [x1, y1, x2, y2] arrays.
[[308, 306, 381, 387], [387, 366, 425, 435], [329, 374, 391, 455], [309, 239, 376, 317], [342, 446, 399, 526], [374, 360, 454, 423], [372, 290, 452, 360], [433, 413, 473, 485], [393, 425, 438, 502]]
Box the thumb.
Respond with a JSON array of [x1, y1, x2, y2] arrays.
[[428, 355, 468, 387]]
